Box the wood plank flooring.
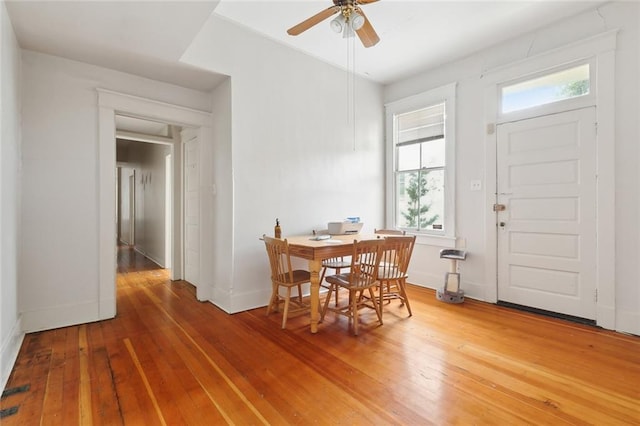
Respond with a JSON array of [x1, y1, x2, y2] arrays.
[[2, 246, 639, 425]]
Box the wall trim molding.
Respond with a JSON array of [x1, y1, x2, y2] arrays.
[[0, 316, 24, 392], [97, 89, 212, 320], [21, 301, 101, 332], [616, 310, 640, 337], [483, 31, 617, 330]]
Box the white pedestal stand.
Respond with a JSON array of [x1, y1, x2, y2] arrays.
[[436, 249, 467, 304]]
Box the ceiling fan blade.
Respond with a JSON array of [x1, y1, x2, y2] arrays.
[[355, 8, 380, 48], [356, 0, 380, 4], [287, 6, 340, 36]]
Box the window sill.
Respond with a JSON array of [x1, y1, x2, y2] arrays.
[[409, 233, 457, 248]]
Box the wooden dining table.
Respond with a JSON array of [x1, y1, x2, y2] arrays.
[[285, 233, 384, 333]]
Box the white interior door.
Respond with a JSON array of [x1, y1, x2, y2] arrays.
[[183, 131, 199, 287], [497, 107, 597, 320]]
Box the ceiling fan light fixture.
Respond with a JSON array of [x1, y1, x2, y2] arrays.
[[287, 0, 380, 48], [351, 12, 365, 31], [342, 23, 355, 38], [330, 15, 345, 33]]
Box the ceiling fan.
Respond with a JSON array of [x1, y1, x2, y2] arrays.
[[287, 0, 380, 48]]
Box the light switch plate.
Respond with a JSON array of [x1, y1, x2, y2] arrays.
[[470, 180, 482, 191]]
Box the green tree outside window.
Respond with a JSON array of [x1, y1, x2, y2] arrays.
[[401, 172, 439, 229]]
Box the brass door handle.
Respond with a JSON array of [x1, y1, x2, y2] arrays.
[[493, 204, 506, 212]]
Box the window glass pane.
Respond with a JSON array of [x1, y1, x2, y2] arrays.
[[422, 170, 444, 231], [395, 170, 444, 232], [421, 138, 445, 169], [397, 144, 420, 171], [501, 63, 590, 113]]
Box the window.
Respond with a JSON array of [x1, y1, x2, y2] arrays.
[[500, 63, 590, 114], [385, 84, 456, 239]]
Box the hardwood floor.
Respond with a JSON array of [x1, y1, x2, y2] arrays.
[[2, 246, 639, 425]]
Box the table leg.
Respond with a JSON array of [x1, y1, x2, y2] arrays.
[[309, 259, 321, 333]]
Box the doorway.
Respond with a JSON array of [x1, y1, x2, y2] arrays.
[[116, 133, 175, 272], [496, 107, 597, 320], [483, 31, 616, 329], [97, 88, 211, 320]]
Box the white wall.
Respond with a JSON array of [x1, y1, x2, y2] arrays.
[[209, 77, 233, 309], [0, 0, 22, 390], [128, 141, 170, 267], [117, 166, 134, 245], [19, 50, 213, 332], [183, 15, 385, 312], [11, 1, 634, 351], [385, 2, 640, 335]]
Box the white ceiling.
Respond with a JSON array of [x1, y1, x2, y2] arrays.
[[214, 0, 604, 84], [5, 0, 228, 91], [6, 0, 604, 90]]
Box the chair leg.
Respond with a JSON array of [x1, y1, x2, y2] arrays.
[[320, 266, 328, 286], [320, 267, 335, 308], [321, 267, 343, 308], [320, 282, 334, 322], [266, 282, 279, 315], [333, 268, 341, 306], [378, 280, 385, 321], [369, 287, 383, 325], [399, 279, 412, 316], [296, 284, 304, 304], [351, 289, 359, 336], [281, 287, 292, 329]]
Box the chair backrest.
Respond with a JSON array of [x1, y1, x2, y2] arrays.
[[374, 228, 406, 235], [379, 235, 417, 279], [348, 239, 385, 288], [263, 234, 294, 284]]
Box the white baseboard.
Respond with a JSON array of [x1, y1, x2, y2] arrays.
[[409, 271, 488, 301], [225, 273, 489, 312], [21, 301, 101, 333], [1, 316, 24, 392], [100, 297, 117, 320], [144, 253, 165, 269], [409, 270, 442, 290], [133, 246, 165, 269], [213, 282, 331, 314], [597, 304, 616, 330], [616, 309, 640, 336], [227, 288, 272, 314]]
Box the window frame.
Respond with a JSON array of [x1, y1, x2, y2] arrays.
[[497, 58, 595, 122], [385, 83, 457, 246]]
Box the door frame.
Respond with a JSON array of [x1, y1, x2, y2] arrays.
[[97, 89, 211, 319], [181, 127, 200, 288], [482, 31, 617, 329]]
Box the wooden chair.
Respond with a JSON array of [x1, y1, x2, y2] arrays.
[[263, 235, 310, 329], [320, 239, 385, 335], [319, 257, 351, 307], [377, 235, 416, 318], [374, 228, 406, 235], [313, 229, 351, 308], [374, 228, 406, 269]]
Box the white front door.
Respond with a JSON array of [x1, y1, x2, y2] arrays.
[[497, 107, 597, 319], [183, 130, 200, 287]]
